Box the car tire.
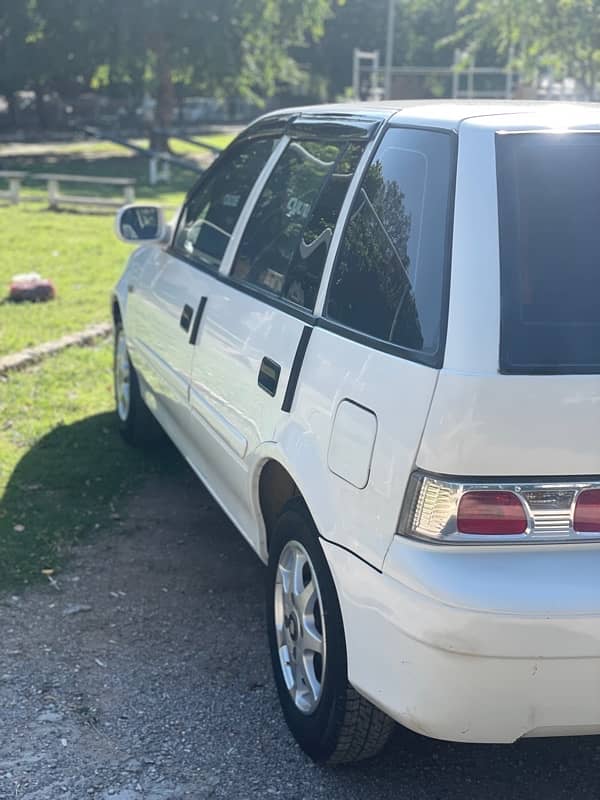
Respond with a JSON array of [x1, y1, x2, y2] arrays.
[[113, 323, 161, 446], [266, 498, 395, 764]]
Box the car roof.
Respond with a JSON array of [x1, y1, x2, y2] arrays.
[[256, 99, 600, 131]]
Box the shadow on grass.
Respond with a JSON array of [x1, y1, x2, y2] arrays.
[[0, 411, 186, 589]]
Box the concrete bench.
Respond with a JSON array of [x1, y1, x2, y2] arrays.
[[0, 171, 27, 204], [31, 173, 136, 209]]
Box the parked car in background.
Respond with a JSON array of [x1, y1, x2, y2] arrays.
[[112, 100, 600, 763]]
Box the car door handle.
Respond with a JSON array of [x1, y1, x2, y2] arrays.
[[258, 357, 281, 397], [189, 296, 207, 346], [180, 304, 194, 332]]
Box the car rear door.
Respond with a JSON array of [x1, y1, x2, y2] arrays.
[[126, 135, 277, 438], [288, 125, 458, 568], [186, 115, 382, 544]]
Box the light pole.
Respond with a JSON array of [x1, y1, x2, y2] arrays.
[[384, 0, 396, 100]]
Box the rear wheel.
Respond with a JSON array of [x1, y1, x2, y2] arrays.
[[266, 499, 395, 763], [114, 323, 161, 446]]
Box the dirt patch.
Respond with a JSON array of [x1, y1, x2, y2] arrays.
[[0, 466, 270, 799], [2, 460, 600, 799]]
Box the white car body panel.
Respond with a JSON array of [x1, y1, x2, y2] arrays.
[[188, 284, 308, 550], [278, 326, 439, 568], [418, 370, 600, 476], [129, 248, 212, 434], [325, 538, 600, 742], [113, 100, 600, 744], [327, 399, 378, 490]]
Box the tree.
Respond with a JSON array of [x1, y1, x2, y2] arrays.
[[0, 1, 35, 126], [94, 0, 342, 147], [0, 0, 109, 127], [452, 0, 600, 98], [1, 0, 341, 135], [297, 0, 458, 99]]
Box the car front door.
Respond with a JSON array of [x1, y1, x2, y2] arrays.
[[126, 135, 278, 439]]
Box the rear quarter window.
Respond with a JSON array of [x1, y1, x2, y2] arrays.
[[324, 127, 455, 366], [497, 132, 600, 374]]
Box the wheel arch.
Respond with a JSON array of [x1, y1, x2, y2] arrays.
[[253, 442, 336, 560], [258, 459, 302, 555], [111, 295, 122, 327]]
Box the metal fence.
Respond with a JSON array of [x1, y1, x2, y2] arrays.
[[353, 48, 519, 101]]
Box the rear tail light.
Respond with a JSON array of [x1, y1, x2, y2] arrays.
[[574, 489, 600, 532], [457, 491, 527, 535], [398, 471, 600, 544]]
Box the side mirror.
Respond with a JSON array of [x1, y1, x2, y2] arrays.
[[115, 204, 169, 244]]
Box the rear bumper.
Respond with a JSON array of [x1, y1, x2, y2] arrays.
[[323, 537, 600, 743]]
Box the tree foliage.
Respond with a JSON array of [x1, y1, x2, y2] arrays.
[[301, 0, 457, 99], [452, 0, 600, 94], [0, 0, 342, 128], [4, 0, 600, 126]]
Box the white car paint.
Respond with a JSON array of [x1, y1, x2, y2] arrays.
[[114, 100, 600, 744], [325, 537, 600, 742], [327, 399, 377, 490]]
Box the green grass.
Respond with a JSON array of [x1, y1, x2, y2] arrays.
[[0, 133, 236, 208], [190, 133, 237, 151], [0, 134, 236, 199], [0, 136, 233, 356], [0, 135, 234, 587], [2, 153, 197, 204], [0, 340, 183, 588], [0, 134, 235, 158], [0, 206, 131, 356]]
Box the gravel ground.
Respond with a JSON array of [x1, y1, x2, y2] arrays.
[[3, 458, 600, 799]]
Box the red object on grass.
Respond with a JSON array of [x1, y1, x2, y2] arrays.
[[8, 274, 56, 303]]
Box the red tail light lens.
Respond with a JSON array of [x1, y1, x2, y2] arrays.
[[457, 491, 528, 535], [574, 489, 600, 532]]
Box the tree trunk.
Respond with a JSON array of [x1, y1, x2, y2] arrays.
[[6, 92, 18, 129], [150, 35, 174, 152], [35, 85, 49, 130]]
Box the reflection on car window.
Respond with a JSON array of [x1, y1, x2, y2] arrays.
[[231, 140, 364, 310], [173, 137, 275, 270], [326, 128, 453, 358]]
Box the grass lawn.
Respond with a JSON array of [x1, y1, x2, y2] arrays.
[[0, 133, 237, 203], [0, 134, 239, 588], [0, 340, 183, 588], [0, 133, 235, 356], [0, 207, 130, 355], [0, 132, 235, 159]]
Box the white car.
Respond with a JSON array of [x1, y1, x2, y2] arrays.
[[112, 100, 600, 763]]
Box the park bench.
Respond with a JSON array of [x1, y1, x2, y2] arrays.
[[31, 173, 136, 209], [0, 171, 27, 205]]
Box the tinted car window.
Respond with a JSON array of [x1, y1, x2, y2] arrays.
[[497, 132, 600, 373], [325, 128, 454, 361], [231, 140, 364, 310], [173, 137, 275, 270]]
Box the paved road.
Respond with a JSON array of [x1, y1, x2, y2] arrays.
[[2, 457, 600, 799]]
